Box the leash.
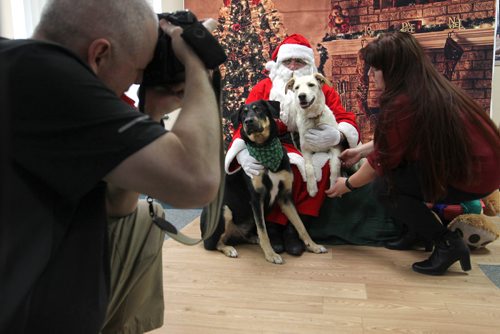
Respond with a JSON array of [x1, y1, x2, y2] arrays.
[[148, 70, 225, 245]]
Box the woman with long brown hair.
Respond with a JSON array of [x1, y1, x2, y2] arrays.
[[329, 31, 500, 275]]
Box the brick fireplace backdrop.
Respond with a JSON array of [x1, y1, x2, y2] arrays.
[[186, 0, 495, 143]]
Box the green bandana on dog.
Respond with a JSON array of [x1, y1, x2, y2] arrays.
[[246, 137, 284, 172]]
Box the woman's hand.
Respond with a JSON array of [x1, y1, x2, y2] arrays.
[[326, 160, 377, 198], [325, 176, 350, 198], [340, 140, 374, 168], [339, 147, 363, 168]]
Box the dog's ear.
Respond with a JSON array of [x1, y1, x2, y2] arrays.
[[265, 100, 281, 119], [230, 105, 243, 128], [285, 77, 295, 94], [314, 73, 333, 87]]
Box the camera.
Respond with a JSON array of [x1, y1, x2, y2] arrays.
[[141, 10, 227, 86]]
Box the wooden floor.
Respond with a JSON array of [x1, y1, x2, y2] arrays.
[[150, 217, 500, 334]]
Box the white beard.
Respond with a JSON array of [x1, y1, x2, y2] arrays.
[[268, 63, 316, 132]]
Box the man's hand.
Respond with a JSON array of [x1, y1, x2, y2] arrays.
[[159, 19, 203, 69], [304, 124, 341, 150], [236, 149, 264, 178], [144, 84, 185, 121]]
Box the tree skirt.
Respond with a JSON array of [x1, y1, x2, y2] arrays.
[[307, 183, 400, 246]]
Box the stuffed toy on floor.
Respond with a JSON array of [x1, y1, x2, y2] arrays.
[[446, 190, 500, 250], [448, 214, 499, 250]]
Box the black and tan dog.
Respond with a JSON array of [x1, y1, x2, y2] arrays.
[[200, 100, 327, 264]]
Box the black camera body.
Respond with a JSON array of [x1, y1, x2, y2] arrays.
[[141, 10, 227, 86]]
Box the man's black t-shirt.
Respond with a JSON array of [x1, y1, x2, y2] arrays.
[[0, 39, 167, 333]]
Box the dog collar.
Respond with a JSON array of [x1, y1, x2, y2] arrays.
[[246, 137, 284, 172]]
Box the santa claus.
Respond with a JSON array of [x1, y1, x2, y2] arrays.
[[225, 34, 359, 255]]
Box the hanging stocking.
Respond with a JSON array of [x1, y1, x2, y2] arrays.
[[443, 34, 464, 81], [355, 46, 369, 115], [355, 42, 376, 142], [316, 43, 329, 75]]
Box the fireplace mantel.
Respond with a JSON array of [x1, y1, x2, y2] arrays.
[[323, 28, 495, 55]]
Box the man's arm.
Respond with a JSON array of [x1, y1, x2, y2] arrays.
[[106, 185, 140, 217], [106, 87, 183, 217], [104, 21, 221, 209]]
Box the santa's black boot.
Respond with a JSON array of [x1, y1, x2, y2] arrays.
[[283, 223, 305, 256], [412, 230, 471, 275], [266, 222, 285, 254]]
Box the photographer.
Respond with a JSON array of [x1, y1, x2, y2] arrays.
[[101, 87, 183, 334], [0, 0, 221, 333]]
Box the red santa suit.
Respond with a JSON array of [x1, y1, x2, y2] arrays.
[[225, 34, 359, 225]]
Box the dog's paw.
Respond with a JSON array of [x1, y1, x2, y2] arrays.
[[265, 252, 284, 264], [307, 243, 328, 254], [221, 246, 238, 258]]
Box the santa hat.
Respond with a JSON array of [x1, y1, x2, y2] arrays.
[[271, 34, 315, 65]]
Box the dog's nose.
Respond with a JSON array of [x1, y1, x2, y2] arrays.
[[244, 118, 255, 126], [298, 93, 307, 101]]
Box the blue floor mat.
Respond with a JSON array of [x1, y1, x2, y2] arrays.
[[479, 264, 500, 288], [163, 208, 201, 239]]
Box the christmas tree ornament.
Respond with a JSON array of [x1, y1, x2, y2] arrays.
[[215, 0, 286, 150]]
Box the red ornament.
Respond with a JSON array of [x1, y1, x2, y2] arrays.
[[232, 23, 241, 31], [327, 3, 351, 35], [224, 0, 231, 6], [251, 0, 261, 5], [340, 23, 350, 33]]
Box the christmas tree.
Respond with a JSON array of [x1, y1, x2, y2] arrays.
[[215, 0, 287, 149]]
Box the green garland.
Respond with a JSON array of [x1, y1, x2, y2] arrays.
[[322, 17, 495, 42]]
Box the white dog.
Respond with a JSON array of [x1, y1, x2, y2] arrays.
[[285, 73, 342, 197]]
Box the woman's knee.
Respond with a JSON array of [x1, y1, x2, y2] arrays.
[[372, 177, 392, 206]]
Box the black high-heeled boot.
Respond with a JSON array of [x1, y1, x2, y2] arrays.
[[384, 229, 433, 252], [283, 223, 305, 256], [412, 230, 471, 275]]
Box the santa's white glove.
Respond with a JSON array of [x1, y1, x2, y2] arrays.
[[304, 124, 341, 150], [236, 148, 264, 178], [311, 152, 330, 182], [280, 107, 298, 132]]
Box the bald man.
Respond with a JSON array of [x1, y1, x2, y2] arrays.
[[0, 0, 221, 332]]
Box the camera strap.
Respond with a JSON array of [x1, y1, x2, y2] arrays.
[[147, 194, 220, 245], [148, 70, 225, 245], [146, 148, 224, 245]]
